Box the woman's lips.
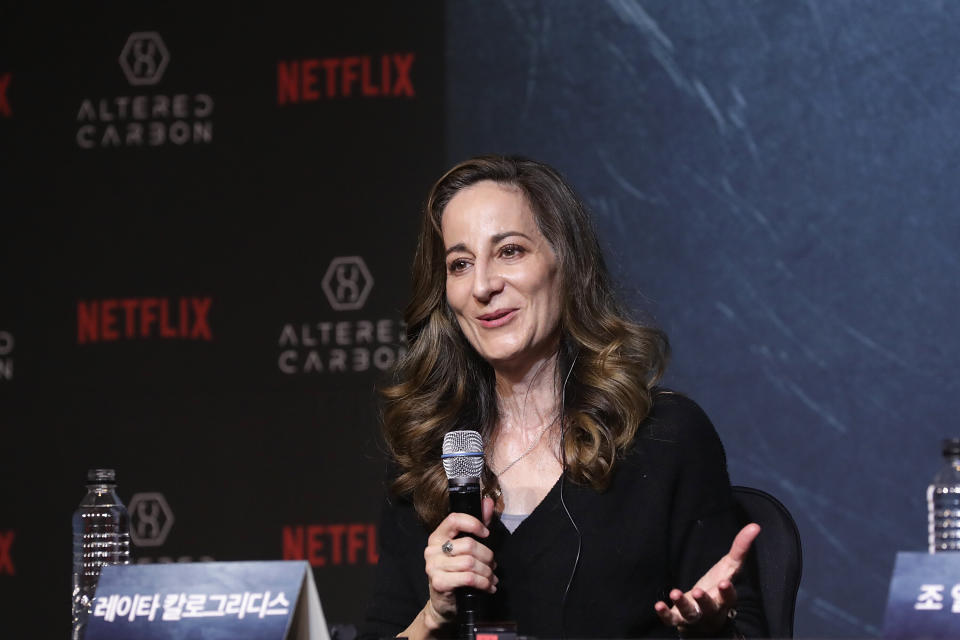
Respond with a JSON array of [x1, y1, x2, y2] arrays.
[[477, 309, 518, 328]]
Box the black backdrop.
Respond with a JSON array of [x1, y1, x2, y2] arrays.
[[1, 3, 444, 635]]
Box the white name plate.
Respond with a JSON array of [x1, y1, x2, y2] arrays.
[[883, 551, 960, 638], [85, 560, 329, 640]]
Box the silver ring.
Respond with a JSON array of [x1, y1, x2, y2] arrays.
[[441, 540, 454, 556]]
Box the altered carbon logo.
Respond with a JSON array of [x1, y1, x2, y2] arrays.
[[277, 52, 415, 105], [76, 32, 214, 149], [0, 72, 11, 118], [129, 492, 214, 564], [0, 331, 12, 380], [278, 256, 406, 374]]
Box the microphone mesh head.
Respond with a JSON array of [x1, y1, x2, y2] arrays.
[[442, 430, 484, 479]]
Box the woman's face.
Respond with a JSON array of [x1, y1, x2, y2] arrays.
[[441, 180, 562, 374]]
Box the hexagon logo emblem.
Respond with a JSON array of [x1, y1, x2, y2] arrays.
[[119, 32, 170, 86], [128, 492, 175, 547], [0, 331, 12, 356], [322, 256, 374, 311]]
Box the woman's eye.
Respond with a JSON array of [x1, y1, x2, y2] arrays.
[[448, 259, 469, 273], [500, 244, 524, 258]]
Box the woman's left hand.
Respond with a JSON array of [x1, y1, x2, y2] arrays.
[[653, 523, 761, 635]]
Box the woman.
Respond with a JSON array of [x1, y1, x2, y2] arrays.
[[366, 155, 765, 638]]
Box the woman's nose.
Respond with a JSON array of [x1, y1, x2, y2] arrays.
[[472, 260, 504, 302]]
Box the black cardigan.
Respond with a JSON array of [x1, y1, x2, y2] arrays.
[[364, 393, 767, 638]]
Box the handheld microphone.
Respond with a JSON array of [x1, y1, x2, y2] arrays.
[[441, 430, 485, 640]]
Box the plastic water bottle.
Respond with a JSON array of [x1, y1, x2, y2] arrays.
[[927, 439, 960, 553], [71, 468, 131, 639]]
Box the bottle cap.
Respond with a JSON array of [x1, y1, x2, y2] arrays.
[[942, 439, 960, 457], [86, 468, 117, 483]]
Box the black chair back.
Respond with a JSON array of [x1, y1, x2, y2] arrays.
[[732, 485, 803, 638]]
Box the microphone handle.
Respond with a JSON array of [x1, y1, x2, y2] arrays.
[[448, 478, 482, 520], [448, 478, 483, 640]]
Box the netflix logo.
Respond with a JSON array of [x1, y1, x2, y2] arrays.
[[277, 53, 415, 105], [0, 530, 14, 576], [77, 297, 213, 344], [282, 523, 378, 567], [0, 72, 11, 118]]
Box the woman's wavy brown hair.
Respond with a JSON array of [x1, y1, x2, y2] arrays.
[[381, 155, 669, 527]]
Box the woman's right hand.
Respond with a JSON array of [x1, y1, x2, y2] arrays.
[[420, 496, 497, 629]]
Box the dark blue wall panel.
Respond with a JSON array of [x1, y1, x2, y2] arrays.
[[447, 1, 960, 636]]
